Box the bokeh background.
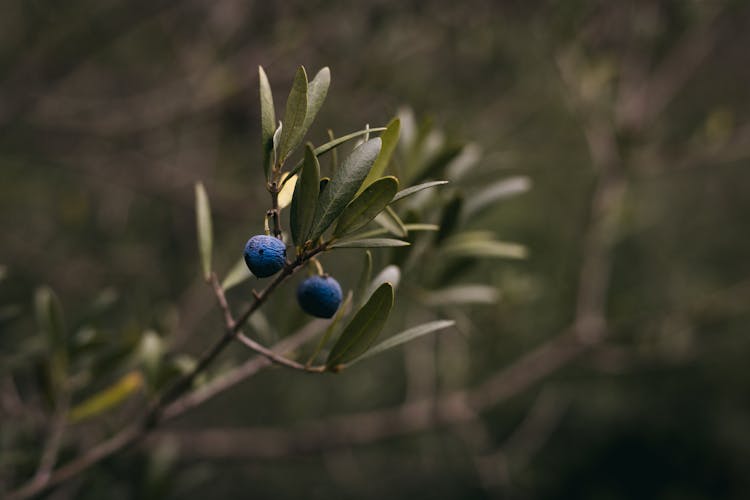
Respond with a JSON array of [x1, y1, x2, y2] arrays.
[[2, 1, 750, 498]]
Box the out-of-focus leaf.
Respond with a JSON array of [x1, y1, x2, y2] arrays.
[[411, 143, 463, 184], [347, 320, 455, 365], [442, 239, 528, 259], [307, 291, 353, 365], [0, 265, 7, 282], [355, 250, 373, 306], [463, 176, 532, 218], [69, 371, 143, 423], [366, 265, 401, 299], [344, 223, 439, 241], [330, 238, 409, 249], [194, 182, 212, 280], [334, 176, 398, 237], [284, 128, 386, 180], [359, 118, 400, 193], [326, 282, 394, 368], [378, 206, 408, 237], [397, 107, 417, 154], [327, 129, 339, 171], [291, 144, 321, 246], [435, 193, 463, 244], [277, 172, 297, 209], [276, 66, 308, 163], [420, 285, 500, 306], [445, 143, 481, 181], [221, 258, 253, 291], [139, 330, 163, 390], [302, 67, 330, 134], [35, 286, 67, 399], [308, 138, 382, 241], [259, 66, 276, 179], [391, 180, 449, 203], [35, 287, 65, 348]]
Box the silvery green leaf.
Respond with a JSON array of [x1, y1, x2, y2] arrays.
[[308, 138, 382, 241], [291, 144, 321, 246], [329, 238, 409, 249], [358, 118, 400, 193], [326, 283, 393, 368], [347, 320, 455, 365], [276, 66, 308, 163], [334, 176, 398, 237], [259, 66, 276, 180], [302, 67, 330, 134], [366, 265, 401, 299], [391, 180, 449, 203]]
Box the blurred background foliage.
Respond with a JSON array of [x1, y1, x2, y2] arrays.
[[2, 0, 750, 498]]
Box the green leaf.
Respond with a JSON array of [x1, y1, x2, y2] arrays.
[[284, 128, 387, 181], [291, 144, 321, 246], [441, 239, 528, 259], [374, 206, 407, 237], [330, 238, 409, 249], [258, 66, 276, 180], [35, 286, 65, 348], [334, 176, 398, 237], [347, 320, 455, 365], [221, 258, 253, 291], [276, 66, 308, 163], [391, 180, 449, 203], [308, 138, 382, 241], [35, 286, 67, 399], [302, 67, 330, 134], [194, 182, 213, 280], [68, 371, 143, 423], [358, 118, 400, 193], [355, 250, 373, 306], [365, 265, 400, 299], [326, 282, 394, 368], [340, 223, 438, 241], [138, 330, 163, 391], [420, 285, 500, 306], [463, 176, 531, 218], [307, 291, 353, 365]]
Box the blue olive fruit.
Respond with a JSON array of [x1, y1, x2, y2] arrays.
[[297, 275, 343, 318], [243, 235, 286, 277]]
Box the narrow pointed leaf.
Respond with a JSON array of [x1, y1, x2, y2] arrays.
[[259, 66, 276, 180], [347, 320, 455, 365], [442, 239, 528, 259], [302, 67, 330, 134], [334, 176, 398, 237], [221, 258, 253, 291], [307, 291, 352, 365], [420, 285, 500, 306], [291, 144, 321, 246], [374, 206, 407, 237], [366, 265, 401, 299], [330, 238, 409, 249], [359, 118, 400, 193], [340, 223, 438, 240], [391, 180, 449, 203], [463, 176, 531, 218], [277, 172, 297, 209], [284, 128, 386, 181], [276, 66, 308, 163], [355, 250, 373, 306], [309, 138, 382, 241], [69, 371, 143, 423], [195, 182, 212, 280], [435, 193, 463, 244], [326, 282, 394, 367]]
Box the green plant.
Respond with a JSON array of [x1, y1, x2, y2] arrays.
[[1, 66, 527, 499]]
